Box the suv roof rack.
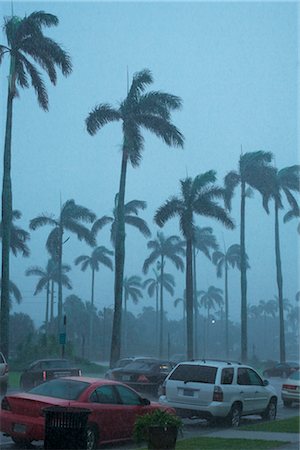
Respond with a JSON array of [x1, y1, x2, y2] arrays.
[[191, 358, 242, 365]]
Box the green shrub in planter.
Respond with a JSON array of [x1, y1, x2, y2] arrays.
[[134, 409, 182, 449]]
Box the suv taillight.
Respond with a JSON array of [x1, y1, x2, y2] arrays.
[[1, 397, 11, 411], [213, 386, 223, 402]]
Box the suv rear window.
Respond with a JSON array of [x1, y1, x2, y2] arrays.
[[169, 364, 217, 384]]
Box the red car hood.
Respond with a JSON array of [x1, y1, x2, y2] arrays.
[[5, 393, 73, 417]]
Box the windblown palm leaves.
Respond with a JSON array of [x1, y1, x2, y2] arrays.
[[155, 171, 234, 359], [224, 150, 274, 361], [0, 210, 30, 257], [86, 68, 184, 366], [261, 164, 300, 362], [92, 196, 151, 247], [0, 278, 22, 309], [30, 200, 95, 329], [0, 10, 72, 357]]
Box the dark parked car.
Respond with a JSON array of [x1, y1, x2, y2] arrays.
[[20, 358, 82, 390], [263, 362, 299, 378], [110, 359, 174, 396], [105, 356, 156, 380]]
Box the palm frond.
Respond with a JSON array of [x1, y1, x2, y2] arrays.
[[128, 68, 153, 99], [91, 216, 113, 237], [125, 200, 147, 214], [29, 214, 57, 230], [138, 114, 184, 148], [86, 104, 120, 135], [125, 216, 151, 238], [224, 171, 240, 210], [19, 55, 48, 110], [155, 197, 183, 227], [65, 221, 96, 246]]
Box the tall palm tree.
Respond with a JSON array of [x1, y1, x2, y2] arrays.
[[155, 171, 234, 359], [143, 232, 185, 357], [74, 246, 113, 306], [262, 165, 300, 362], [143, 269, 175, 354], [0, 11, 72, 358], [224, 150, 274, 361], [212, 244, 247, 358], [193, 226, 218, 356], [75, 246, 113, 357], [198, 286, 224, 357], [29, 200, 95, 329], [123, 275, 143, 353], [92, 197, 151, 246], [174, 290, 186, 349], [25, 260, 72, 338], [0, 210, 30, 257], [86, 68, 184, 366]]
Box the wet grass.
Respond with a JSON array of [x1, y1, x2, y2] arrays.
[[241, 416, 300, 433], [139, 437, 286, 449]]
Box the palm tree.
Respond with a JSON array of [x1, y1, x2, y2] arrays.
[[262, 165, 300, 362], [92, 197, 151, 246], [75, 246, 113, 357], [0, 11, 72, 358], [0, 278, 22, 309], [212, 244, 247, 358], [155, 171, 234, 359], [123, 275, 143, 353], [143, 232, 185, 357], [258, 299, 277, 350], [86, 68, 184, 366], [193, 226, 218, 356], [143, 269, 175, 354], [0, 210, 30, 257], [174, 290, 186, 348], [284, 205, 300, 234], [224, 150, 274, 362], [29, 200, 95, 329], [25, 260, 72, 339], [198, 286, 224, 357]]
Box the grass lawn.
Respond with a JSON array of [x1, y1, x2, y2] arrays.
[[140, 437, 287, 449], [241, 416, 300, 433]]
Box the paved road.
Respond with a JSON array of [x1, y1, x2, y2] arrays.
[[1, 376, 299, 449]]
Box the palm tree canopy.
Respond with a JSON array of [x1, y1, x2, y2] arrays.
[[26, 259, 71, 295], [212, 244, 250, 278], [155, 172, 234, 239], [0, 210, 30, 257], [30, 199, 96, 257], [224, 151, 274, 210], [1, 11, 72, 109], [143, 231, 185, 274], [74, 246, 114, 272], [92, 196, 151, 246], [199, 286, 224, 311], [262, 165, 300, 213], [123, 275, 143, 304], [193, 226, 218, 260], [0, 278, 22, 306], [86, 69, 184, 167]]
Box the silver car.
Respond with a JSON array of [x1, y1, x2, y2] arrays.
[[281, 369, 300, 407]]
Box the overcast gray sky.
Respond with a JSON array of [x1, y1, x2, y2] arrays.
[[0, 0, 299, 326]]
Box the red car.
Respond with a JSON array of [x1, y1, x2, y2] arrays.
[[1, 376, 175, 449]]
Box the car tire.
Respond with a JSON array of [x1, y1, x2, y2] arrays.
[[283, 400, 293, 407], [0, 381, 7, 396], [86, 424, 98, 450], [12, 437, 32, 447], [261, 398, 277, 421], [227, 403, 241, 427]]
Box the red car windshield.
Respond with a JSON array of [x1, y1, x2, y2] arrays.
[[29, 379, 89, 400]]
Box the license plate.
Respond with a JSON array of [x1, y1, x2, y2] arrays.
[[13, 423, 26, 433], [183, 389, 194, 396], [122, 375, 131, 381]]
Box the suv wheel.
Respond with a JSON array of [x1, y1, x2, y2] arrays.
[[261, 399, 277, 421], [227, 404, 241, 427]]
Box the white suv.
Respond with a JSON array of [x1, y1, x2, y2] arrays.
[[0, 351, 8, 396], [159, 359, 277, 427]]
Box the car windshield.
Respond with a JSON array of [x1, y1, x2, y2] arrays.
[[290, 370, 300, 380], [122, 361, 156, 371], [29, 379, 89, 400], [169, 364, 217, 384]]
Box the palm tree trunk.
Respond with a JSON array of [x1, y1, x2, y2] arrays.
[[0, 84, 14, 359], [186, 236, 194, 359], [110, 150, 128, 367], [50, 280, 54, 328], [124, 296, 127, 355], [275, 201, 286, 362], [155, 282, 159, 356], [193, 246, 198, 357], [89, 268, 95, 359], [225, 262, 229, 358], [45, 281, 50, 344], [58, 226, 63, 333], [240, 179, 248, 362], [159, 255, 164, 358]]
